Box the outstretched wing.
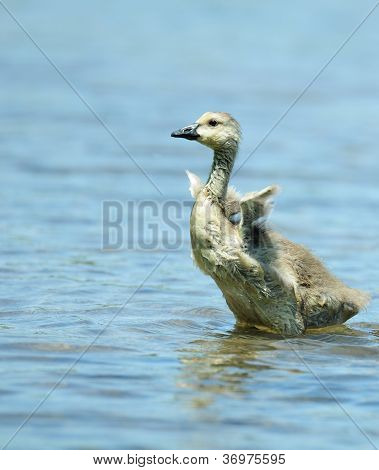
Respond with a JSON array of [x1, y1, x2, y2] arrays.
[[186, 170, 203, 198], [239, 185, 280, 248]]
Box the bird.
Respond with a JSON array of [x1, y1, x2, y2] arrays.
[[171, 111, 370, 336]]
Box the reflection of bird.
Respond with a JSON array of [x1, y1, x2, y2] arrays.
[[171, 112, 369, 336], [178, 324, 276, 400]]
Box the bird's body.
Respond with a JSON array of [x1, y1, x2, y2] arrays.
[[172, 112, 369, 336]]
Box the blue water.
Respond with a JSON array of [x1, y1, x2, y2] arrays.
[[0, 0, 378, 449]]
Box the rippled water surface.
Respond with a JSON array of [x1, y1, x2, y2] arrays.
[[0, 0, 378, 449]]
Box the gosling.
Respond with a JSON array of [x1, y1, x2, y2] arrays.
[[171, 112, 369, 336]]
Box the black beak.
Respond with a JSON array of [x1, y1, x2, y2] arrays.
[[171, 123, 199, 141]]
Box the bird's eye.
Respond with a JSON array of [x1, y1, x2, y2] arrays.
[[208, 119, 218, 127]]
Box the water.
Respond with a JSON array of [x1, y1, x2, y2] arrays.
[[0, 0, 378, 449]]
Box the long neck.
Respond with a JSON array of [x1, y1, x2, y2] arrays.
[[205, 142, 238, 200]]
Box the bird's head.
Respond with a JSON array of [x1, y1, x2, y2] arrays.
[[171, 112, 241, 150]]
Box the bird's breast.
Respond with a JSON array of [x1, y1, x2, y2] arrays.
[[189, 197, 241, 274]]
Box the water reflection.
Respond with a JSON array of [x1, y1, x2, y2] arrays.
[[178, 325, 287, 403], [177, 318, 379, 409]]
